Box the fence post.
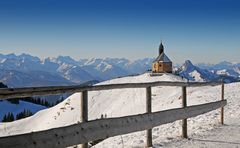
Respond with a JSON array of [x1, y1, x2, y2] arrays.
[[146, 87, 152, 147], [221, 82, 224, 125], [182, 86, 188, 138], [81, 90, 88, 148]]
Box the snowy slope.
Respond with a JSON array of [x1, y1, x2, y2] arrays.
[[0, 73, 184, 136], [0, 70, 239, 147], [0, 100, 46, 121], [94, 77, 240, 147], [176, 60, 219, 82]]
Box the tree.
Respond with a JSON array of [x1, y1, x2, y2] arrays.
[[0, 82, 7, 88], [2, 112, 15, 122], [20, 97, 53, 107], [7, 98, 19, 104], [2, 114, 7, 122], [9, 112, 14, 121], [16, 109, 33, 120]]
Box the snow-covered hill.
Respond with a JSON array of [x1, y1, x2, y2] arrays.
[[0, 73, 183, 135], [0, 82, 47, 121], [0, 100, 46, 121], [0, 73, 239, 147], [176, 60, 219, 82], [176, 60, 239, 82]]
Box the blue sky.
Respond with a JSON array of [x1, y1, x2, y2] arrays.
[[0, 0, 240, 64]]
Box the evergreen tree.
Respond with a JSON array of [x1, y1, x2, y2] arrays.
[[2, 114, 7, 122], [0, 82, 7, 88], [9, 113, 14, 121], [2, 112, 15, 122], [16, 109, 33, 120], [7, 98, 19, 104], [20, 97, 52, 107]]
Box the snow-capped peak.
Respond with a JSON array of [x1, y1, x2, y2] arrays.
[[181, 60, 194, 71], [177, 60, 219, 82]]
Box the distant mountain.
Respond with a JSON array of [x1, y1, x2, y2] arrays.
[[0, 54, 94, 87], [177, 60, 240, 83], [57, 63, 94, 83], [0, 53, 239, 87], [176, 60, 219, 82], [197, 61, 240, 80], [0, 54, 153, 87], [0, 69, 75, 87], [0, 53, 239, 120]]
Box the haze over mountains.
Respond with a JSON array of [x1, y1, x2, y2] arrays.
[[0, 53, 239, 87]]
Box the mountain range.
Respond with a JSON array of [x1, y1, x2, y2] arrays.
[[0, 53, 239, 87], [0, 53, 239, 123], [176, 60, 240, 82], [0, 53, 153, 87]]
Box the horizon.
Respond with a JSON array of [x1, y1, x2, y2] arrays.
[[0, 52, 238, 65], [0, 0, 240, 63]]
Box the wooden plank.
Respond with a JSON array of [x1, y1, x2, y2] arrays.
[[81, 91, 88, 148], [146, 87, 152, 147], [0, 100, 226, 148], [0, 81, 222, 100], [182, 86, 187, 138], [0, 81, 222, 94]]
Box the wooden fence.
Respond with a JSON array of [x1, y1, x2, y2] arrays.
[[0, 81, 226, 148]]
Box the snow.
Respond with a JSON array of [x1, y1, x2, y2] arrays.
[[0, 73, 239, 148], [164, 119, 240, 148], [0, 58, 6, 63], [0, 100, 46, 120], [95, 61, 113, 72], [94, 80, 240, 148], [177, 60, 220, 82], [1, 52, 238, 87], [164, 82, 240, 147], [189, 70, 204, 82], [153, 53, 172, 63]]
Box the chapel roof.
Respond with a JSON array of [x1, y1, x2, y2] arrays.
[[153, 52, 172, 63]]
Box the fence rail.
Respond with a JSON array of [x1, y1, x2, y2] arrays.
[[0, 81, 222, 99], [0, 80, 226, 148], [0, 100, 226, 148]]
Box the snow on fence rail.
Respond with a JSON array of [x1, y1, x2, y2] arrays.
[[0, 81, 226, 148]]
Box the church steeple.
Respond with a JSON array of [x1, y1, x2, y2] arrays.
[[152, 41, 172, 73], [159, 41, 164, 55]]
